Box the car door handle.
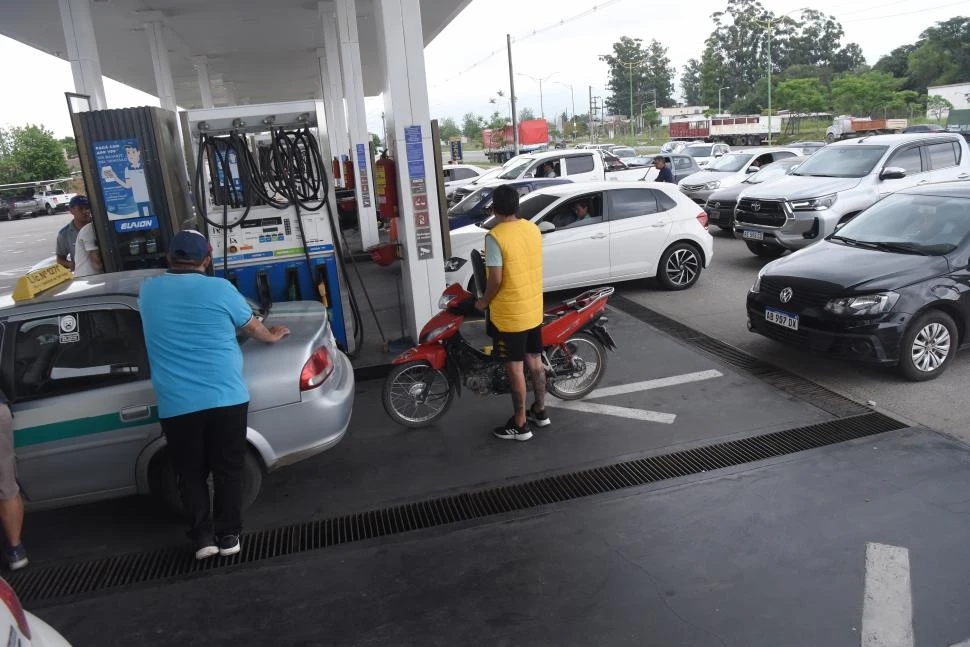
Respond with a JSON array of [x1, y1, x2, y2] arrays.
[[590, 233, 607, 239], [120, 405, 152, 422], [651, 222, 668, 228], [958, 173, 969, 179]]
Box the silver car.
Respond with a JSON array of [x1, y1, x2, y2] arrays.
[[2, 270, 354, 511]]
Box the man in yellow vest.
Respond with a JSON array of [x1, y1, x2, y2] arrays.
[[474, 185, 549, 441]]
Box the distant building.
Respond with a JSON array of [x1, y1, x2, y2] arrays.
[[927, 82, 970, 120]]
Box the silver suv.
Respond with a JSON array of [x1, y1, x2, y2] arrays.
[[734, 134, 970, 257]]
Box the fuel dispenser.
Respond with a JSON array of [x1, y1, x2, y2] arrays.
[[181, 101, 357, 351], [70, 106, 191, 271]]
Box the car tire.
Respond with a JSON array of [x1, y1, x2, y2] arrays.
[[45, 204, 53, 216], [825, 133, 836, 144], [745, 241, 785, 258], [898, 311, 958, 382], [657, 242, 702, 290], [149, 447, 264, 515]]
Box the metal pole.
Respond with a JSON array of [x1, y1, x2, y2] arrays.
[[507, 34, 519, 155], [539, 78, 544, 121], [767, 21, 773, 146], [589, 86, 593, 142], [629, 65, 634, 141]]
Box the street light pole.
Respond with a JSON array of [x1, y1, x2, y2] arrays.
[[516, 71, 558, 121], [506, 34, 519, 155], [757, 9, 805, 146]]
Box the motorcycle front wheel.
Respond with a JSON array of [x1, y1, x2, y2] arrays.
[[546, 332, 607, 400], [382, 361, 455, 428]]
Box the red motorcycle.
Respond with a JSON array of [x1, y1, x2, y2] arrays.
[[382, 278, 617, 428]]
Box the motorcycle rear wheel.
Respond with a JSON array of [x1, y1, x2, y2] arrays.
[[546, 332, 607, 400], [382, 361, 454, 428]]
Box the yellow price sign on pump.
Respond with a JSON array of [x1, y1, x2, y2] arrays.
[[12, 264, 74, 302]]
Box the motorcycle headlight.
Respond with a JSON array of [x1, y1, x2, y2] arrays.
[[704, 181, 721, 190], [789, 193, 837, 211], [419, 322, 457, 344], [438, 294, 457, 309], [444, 257, 467, 273], [824, 291, 899, 316]]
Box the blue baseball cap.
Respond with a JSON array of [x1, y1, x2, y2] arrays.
[[169, 230, 212, 262], [68, 195, 90, 208]]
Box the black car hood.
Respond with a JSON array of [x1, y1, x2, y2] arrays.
[[765, 241, 951, 292]]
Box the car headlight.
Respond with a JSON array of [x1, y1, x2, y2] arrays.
[[704, 181, 721, 190], [824, 292, 899, 316], [750, 266, 769, 294], [789, 194, 837, 211], [444, 257, 467, 273]]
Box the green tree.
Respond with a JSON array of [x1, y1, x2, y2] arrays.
[[698, 41, 728, 108], [437, 117, 461, 141], [830, 71, 902, 116], [873, 44, 917, 80], [905, 17, 970, 92], [518, 106, 536, 122], [776, 78, 828, 113], [927, 95, 954, 121], [681, 58, 702, 106], [644, 39, 675, 107], [461, 112, 483, 141], [370, 133, 381, 149], [485, 111, 507, 130], [0, 125, 71, 185]]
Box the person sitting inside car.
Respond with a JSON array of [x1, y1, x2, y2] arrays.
[[539, 162, 557, 178]]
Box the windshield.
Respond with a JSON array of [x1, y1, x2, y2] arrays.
[[792, 145, 887, 178], [48, 189, 65, 195], [480, 194, 560, 230], [685, 145, 715, 158], [746, 161, 798, 184], [498, 159, 534, 180], [707, 153, 754, 172], [613, 148, 636, 158], [449, 187, 491, 216], [833, 193, 970, 255]]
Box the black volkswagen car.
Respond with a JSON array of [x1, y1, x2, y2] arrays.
[[747, 182, 970, 381]]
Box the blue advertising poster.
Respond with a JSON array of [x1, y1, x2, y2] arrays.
[[92, 138, 155, 223], [404, 125, 424, 180]]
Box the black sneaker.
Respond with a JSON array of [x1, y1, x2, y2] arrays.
[[527, 406, 551, 428], [194, 538, 218, 561], [218, 535, 241, 557], [3, 544, 28, 571], [492, 417, 533, 441]]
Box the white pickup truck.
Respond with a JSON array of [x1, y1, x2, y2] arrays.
[[9, 189, 77, 219]]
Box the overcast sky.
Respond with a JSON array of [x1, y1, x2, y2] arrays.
[[0, 0, 966, 139]]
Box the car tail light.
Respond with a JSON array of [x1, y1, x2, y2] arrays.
[[300, 347, 334, 391], [696, 211, 709, 230], [0, 579, 31, 640]]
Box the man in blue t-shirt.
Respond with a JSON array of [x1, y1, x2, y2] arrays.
[[139, 230, 289, 560], [653, 156, 674, 183]]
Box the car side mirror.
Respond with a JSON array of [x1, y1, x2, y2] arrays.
[[880, 166, 907, 180], [746, 166, 759, 173], [538, 221, 556, 234]]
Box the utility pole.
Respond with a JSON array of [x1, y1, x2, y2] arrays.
[[507, 34, 519, 155], [588, 86, 593, 143]]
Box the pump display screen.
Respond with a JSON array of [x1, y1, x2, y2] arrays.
[[240, 217, 283, 228], [209, 208, 333, 263]]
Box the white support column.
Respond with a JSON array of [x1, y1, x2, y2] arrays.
[[144, 20, 177, 112], [58, 0, 107, 109], [192, 55, 214, 109], [375, 0, 446, 338], [318, 4, 351, 184], [334, 0, 380, 250]]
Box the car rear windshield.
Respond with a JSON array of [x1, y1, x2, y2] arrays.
[[707, 153, 754, 172], [480, 193, 560, 230], [835, 193, 970, 255], [791, 145, 887, 178], [684, 145, 715, 158]]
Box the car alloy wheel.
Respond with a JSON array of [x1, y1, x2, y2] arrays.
[[911, 323, 950, 373], [659, 244, 701, 290], [899, 311, 957, 381]]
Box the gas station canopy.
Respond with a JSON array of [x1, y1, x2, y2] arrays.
[[1, 0, 469, 106]]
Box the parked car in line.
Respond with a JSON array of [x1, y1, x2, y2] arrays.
[[0, 577, 70, 645], [483, 148, 647, 186], [446, 177, 572, 230], [445, 181, 713, 292], [10, 189, 76, 219], [679, 147, 802, 206], [682, 142, 731, 168], [442, 164, 487, 199], [787, 141, 826, 156], [634, 154, 703, 184], [448, 162, 514, 206], [0, 197, 11, 221], [734, 133, 970, 258], [705, 157, 805, 230], [747, 182, 970, 381], [610, 146, 637, 158], [1, 270, 353, 511]]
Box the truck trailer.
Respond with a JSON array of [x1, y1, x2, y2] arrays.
[[483, 119, 549, 163], [825, 116, 908, 142]]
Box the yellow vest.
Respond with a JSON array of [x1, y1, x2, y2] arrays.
[[488, 218, 544, 332]]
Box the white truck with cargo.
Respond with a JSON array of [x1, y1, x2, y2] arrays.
[[733, 133, 970, 258], [825, 116, 908, 143]]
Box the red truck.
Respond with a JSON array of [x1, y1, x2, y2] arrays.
[[482, 119, 549, 163]]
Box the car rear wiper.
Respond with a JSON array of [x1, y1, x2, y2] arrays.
[[867, 241, 930, 256]]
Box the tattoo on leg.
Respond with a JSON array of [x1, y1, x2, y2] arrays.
[[528, 354, 546, 410]]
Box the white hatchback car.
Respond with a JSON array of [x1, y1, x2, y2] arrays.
[[442, 164, 487, 198], [446, 181, 714, 292]]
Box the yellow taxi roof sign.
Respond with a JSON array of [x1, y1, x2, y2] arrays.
[[12, 264, 74, 302]]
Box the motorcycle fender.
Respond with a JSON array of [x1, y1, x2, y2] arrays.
[[391, 344, 447, 369], [586, 322, 617, 351]]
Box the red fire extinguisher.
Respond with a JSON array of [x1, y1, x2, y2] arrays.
[[342, 156, 355, 190], [332, 157, 342, 186], [374, 151, 399, 222]]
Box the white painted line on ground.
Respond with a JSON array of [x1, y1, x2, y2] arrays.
[[862, 542, 914, 647], [587, 369, 723, 400], [549, 400, 677, 424]]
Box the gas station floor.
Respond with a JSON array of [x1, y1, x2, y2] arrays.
[[15, 301, 970, 645]]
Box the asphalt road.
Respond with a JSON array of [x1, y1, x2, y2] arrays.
[[617, 227, 970, 445], [0, 214, 65, 293]]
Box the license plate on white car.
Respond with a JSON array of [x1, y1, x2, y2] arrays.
[[765, 307, 798, 330], [742, 230, 764, 241]]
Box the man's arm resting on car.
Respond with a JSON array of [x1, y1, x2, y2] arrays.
[[242, 317, 290, 343]]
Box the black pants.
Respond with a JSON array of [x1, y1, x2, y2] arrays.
[[161, 403, 248, 543]]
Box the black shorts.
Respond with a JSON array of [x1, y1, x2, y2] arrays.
[[487, 322, 542, 362]]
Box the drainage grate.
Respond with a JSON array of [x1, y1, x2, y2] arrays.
[[9, 412, 905, 606], [609, 295, 870, 417]]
